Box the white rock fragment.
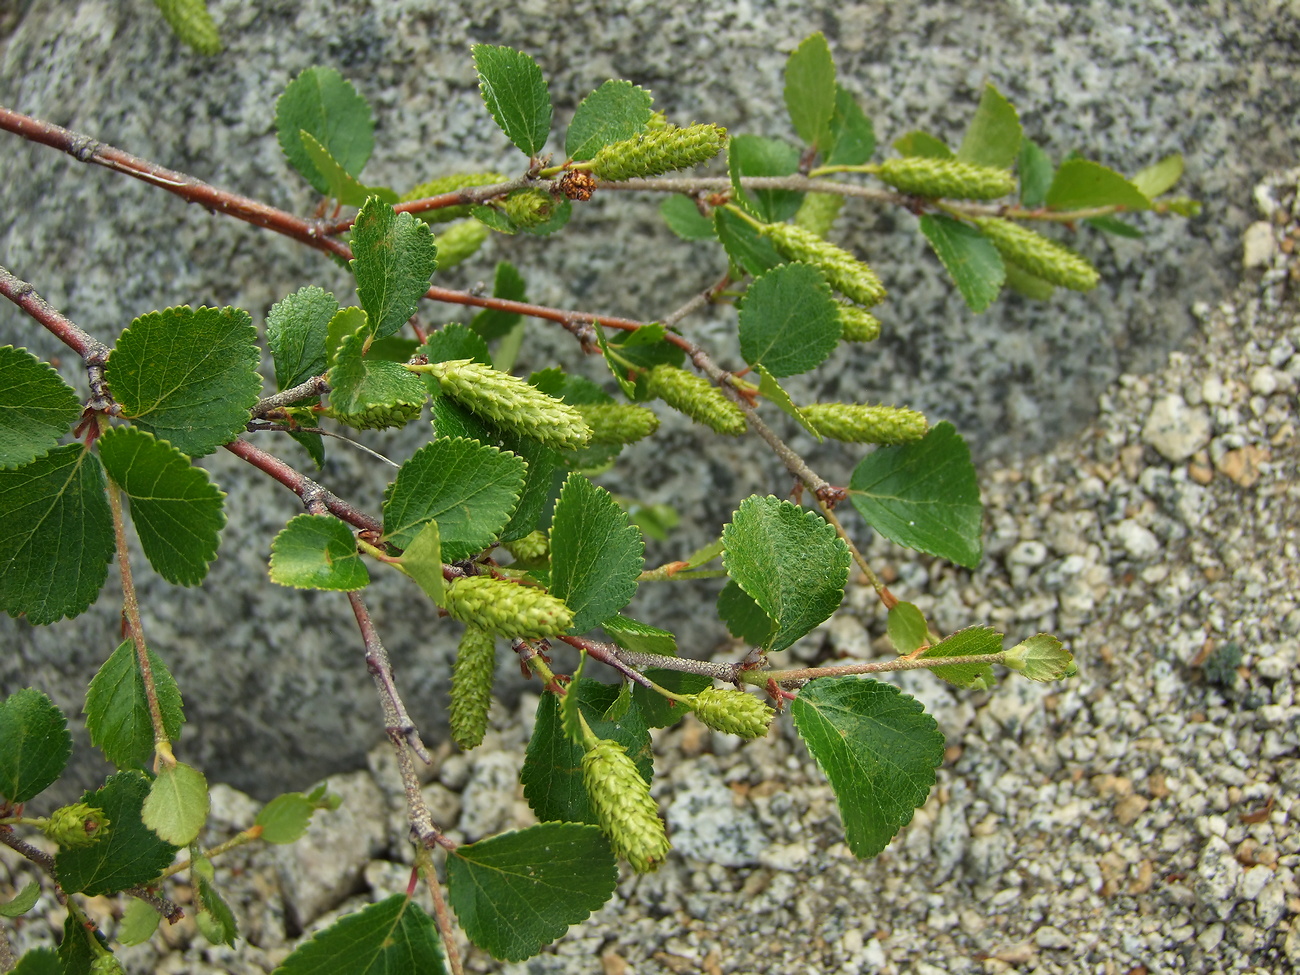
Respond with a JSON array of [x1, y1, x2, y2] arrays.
[[1141, 394, 1213, 461], [1034, 925, 1072, 949], [1242, 221, 1276, 268], [1113, 519, 1161, 560], [1195, 836, 1243, 920]]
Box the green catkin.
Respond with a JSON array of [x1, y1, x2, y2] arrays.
[[498, 187, 559, 229], [401, 172, 509, 223], [324, 398, 423, 432], [802, 403, 929, 444], [793, 191, 845, 238], [442, 575, 574, 639], [433, 219, 490, 269], [503, 530, 549, 564], [575, 402, 661, 445], [152, 0, 221, 55], [590, 123, 728, 182], [43, 803, 109, 848], [972, 217, 1101, 292], [837, 304, 882, 343], [683, 687, 773, 739], [90, 955, 126, 975], [876, 157, 1017, 200], [761, 222, 887, 307], [582, 737, 671, 872], [450, 625, 496, 750], [644, 365, 747, 436]]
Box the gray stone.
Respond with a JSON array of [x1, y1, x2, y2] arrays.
[[666, 761, 766, 867], [1194, 836, 1243, 921], [1142, 395, 1213, 462]]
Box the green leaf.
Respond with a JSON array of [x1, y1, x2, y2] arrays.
[[728, 135, 803, 222], [721, 496, 850, 652], [792, 677, 944, 859], [142, 761, 209, 846], [0, 688, 71, 804], [350, 197, 440, 340], [1003, 261, 1055, 301], [97, 426, 225, 587], [633, 670, 712, 729], [447, 823, 617, 962], [496, 432, 560, 543], [382, 437, 526, 556], [58, 911, 98, 973], [0, 444, 113, 624], [1017, 139, 1054, 208], [256, 792, 317, 844], [420, 324, 492, 368], [0, 346, 82, 471], [11, 948, 61, 975], [275, 66, 375, 196], [107, 305, 261, 457], [274, 893, 446, 975], [1046, 158, 1150, 212], [470, 262, 527, 342], [566, 79, 654, 160], [957, 84, 1021, 170], [118, 896, 163, 945], [300, 132, 397, 206], [1085, 214, 1144, 238], [548, 473, 644, 634], [848, 421, 983, 569], [194, 860, 238, 946], [399, 518, 444, 604], [85, 640, 185, 771], [0, 881, 40, 918], [366, 335, 421, 363], [326, 325, 428, 420], [738, 262, 840, 377], [267, 286, 338, 393], [784, 32, 836, 150], [716, 577, 776, 646], [754, 364, 821, 440], [1005, 633, 1074, 681], [521, 679, 652, 824], [472, 44, 553, 157], [918, 214, 1005, 313], [886, 601, 929, 654], [714, 208, 784, 278], [56, 770, 180, 895], [598, 324, 686, 402], [269, 514, 368, 591], [892, 131, 953, 159], [1131, 152, 1184, 199], [601, 614, 677, 656], [919, 624, 1001, 690], [660, 195, 717, 241], [825, 85, 875, 166]]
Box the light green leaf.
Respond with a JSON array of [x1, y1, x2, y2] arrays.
[[192, 857, 237, 946], [106, 305, 261, 457], [97, 426, 225, 587], [566, 79, 654, 160], [326, 325, 428, 421], [1131, 152, 1184, 199], [848, 421, 983, 569], [716, 578, 776, 646], [0, 444, 113, 624], [447, 823, 617, 962], [660, 195, 717, 240], [728, 135, 803, 222], [55, 770, 180, 895], [0, 346, 82, 470], [325, 306, 368, 368], [142, 761, 209, 846], [755, 365, 821, 440], [739, 262, 841, 377], [722, 496, 849, 652], [300, 132, 397, 206], [1017, 138, 1054, 208], [268, 514, 368, 591], [918, 214, 1005, 312], [825, 85, 875, 166], [957, 84, 1022, 170], [714, 208, 784, 278], [420, 324, 492, 368], [118, 896, 163, 945], [399, 518, 444, 604], [784, 32, 836, 150], [267, 286, 338, 393], [1005, 633, 1074, 681], [275, 66, 375, 195], [11, 948, 61, 975], [601, 615, 677, 656], [0, 688, 71, 804], [382, 437, 526, 556], [0, 881, 40, 918], [472, 44, 553, 157], [1046, 158, 1150, 211], [350, 197, 439, 340], [886, 601, 930, 654], [1085, 214, 1144, 238], [85, 640, 185, 771], [792, 677, 944, 859], [1003, 261, 1055, 300], [919, 624, 1001, 689], [893, 131, 953, 159], [255, 792, 317, 844], [274, 893, 446, 975], [549, 473, 644, 634], [470, 262, 527, 342]]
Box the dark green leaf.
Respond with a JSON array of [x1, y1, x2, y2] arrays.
[[275, 66, 375, 195], [714, 208, 784, 278], [660, 195, 717, 241], [716, 577, 776, 646], [918, 214, 1005, 313], [0, 881, 40, 918], [957, 84, 1021, 170], [267, 286, 338, 393], [142, 761, 209, 846], [738, 262, 840, 377], [0, 688, 72, 804], [299, 132, 397, 206], [1003, 261, 1055, 301], [722, 496, 850, 652], [366, 335, 421, 362], [256, 792, 316, 844], [825, 85, 875, 166], [600, 324, 687, 402], [326, 326, 429, 419], [1017, 139, 1054, 208], [351, 197, 439, 340], [632, 670, 712, 729], [57, 913, 96, 975], [885, 601, 929, 654], [85, 640, 185, 771], [549, 473, 644, 634], [1131, 152, 1183, 199], [566, 80, 654, 160], [56, 770, 181, 895], [0, 444, 113, 624], [0, 346, 81, 471], [268, 514, 368, 591], [784, 32, 836, 150], [470, 203, 518, 235], [106, 305, 261, 457], [274, 893, 446, 975], [447, 823, 617, 962], [420, 324, 492, 367], [10, 947, 60, 975], [470, 262, 527, 342], [892, 131, 952, 159], [472, 44, 553, 157], [97, 426, 225, 587], [1046, 158, 1150, 211], [496, 431, 560, 543], [1085, 215, 1144, 238], [382, 437, 526, 556], [848, 421, 982, 568], [919, 624, 1001, 689], [728, 135, 803, 222], [792, 677, 944, 858]]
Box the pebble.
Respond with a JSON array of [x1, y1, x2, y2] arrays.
[[1142, 394, 1213, 461]]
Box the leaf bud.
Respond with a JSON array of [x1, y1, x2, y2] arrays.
[[42, 802, 110, 848], [503, 530, 550, 564], [645, 365, 747, 436], [90, 954, 126, 975], [973, 218, 1100, 292], [421, 359, 592, 449], [323, 398, 424, 431], [450, 624, 496, 750], [442, 575, 574, 639], [432, 219, 490, 270], [575, 402, 661, 445], [582, 737, 671, 872], [1003, 634, 1075, 682], [793, 191, 845, 238], [802, 403, 929, 445], [498, 187, 559, 229], [590, 123, 727, 182], [401, 172, 509, 223], [877, 157, 1016, 200], [837, 304, 882, 343], [761, 223, 887, 307], [683, 687, 773, 739]]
